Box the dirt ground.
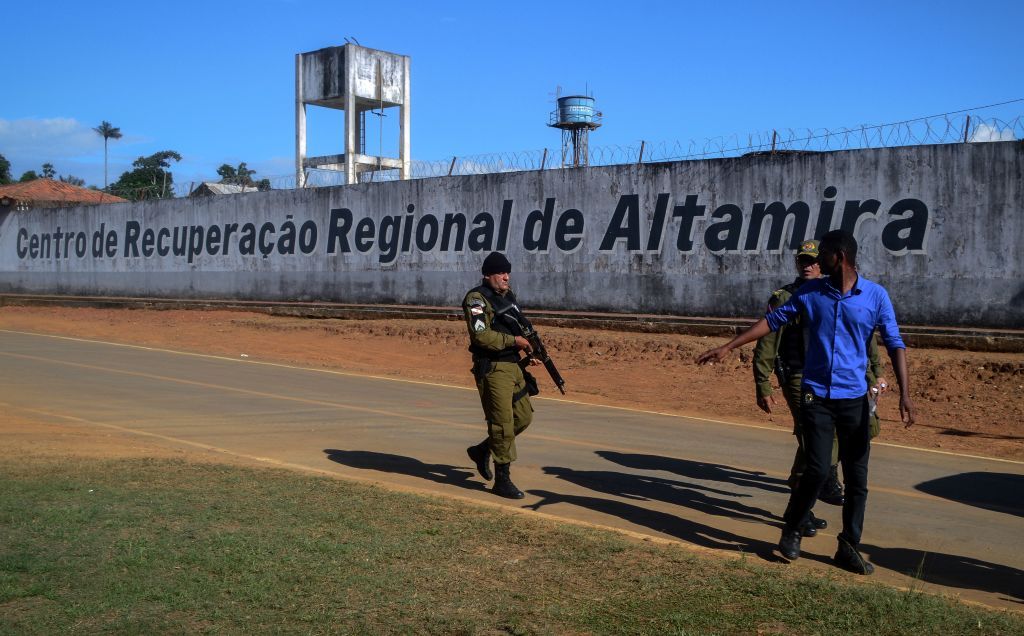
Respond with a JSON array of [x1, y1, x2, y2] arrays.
[[2, 306, 1022, 461]]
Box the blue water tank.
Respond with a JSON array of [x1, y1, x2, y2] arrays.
[[556, 96, 596, 124]]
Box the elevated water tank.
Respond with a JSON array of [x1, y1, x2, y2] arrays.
[[554, 95, 597, 125]]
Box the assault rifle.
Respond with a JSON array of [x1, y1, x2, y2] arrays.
[[494, 305, 567, 395]]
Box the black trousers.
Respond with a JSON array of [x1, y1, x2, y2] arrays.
[[783, 392, 871, 546]]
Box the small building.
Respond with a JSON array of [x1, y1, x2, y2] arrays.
[[0, 179, 127, 213], [189, 182, 261, 197]]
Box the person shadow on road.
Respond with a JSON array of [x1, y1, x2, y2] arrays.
[[323, 449, 484, 492]]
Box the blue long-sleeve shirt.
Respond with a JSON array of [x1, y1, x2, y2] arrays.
[[765, 275, 905, 399]]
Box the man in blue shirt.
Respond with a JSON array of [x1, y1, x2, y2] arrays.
[[697, 230, 915, 574]]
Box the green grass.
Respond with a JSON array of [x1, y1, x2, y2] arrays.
[[0, 455, 1019, 635]]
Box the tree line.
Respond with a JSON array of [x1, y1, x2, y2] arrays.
[[0, 120, 271, 201]]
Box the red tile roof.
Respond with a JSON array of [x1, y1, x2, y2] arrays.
[[0, 179, 128, 207]]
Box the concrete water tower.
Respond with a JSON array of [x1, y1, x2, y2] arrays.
[[295, 44, 410, 187], [548, 94, 601, 168]]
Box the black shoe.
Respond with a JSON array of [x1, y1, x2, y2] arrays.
[[492, 462, 524, 500], [802, 512, 828, 537], [819, 466, 845, 506], [809, 511, 828, 530], [466, 441, 492, 481], [778, 528, 802, 561], [834, 537, 874, 575]]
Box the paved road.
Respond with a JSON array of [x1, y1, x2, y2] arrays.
[[2, 329, 1022, 610]]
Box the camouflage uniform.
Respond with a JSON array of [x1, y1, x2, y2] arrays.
[[463, 284, 534, 465]]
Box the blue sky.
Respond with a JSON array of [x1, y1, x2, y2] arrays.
[[1, 0, 1021, 190]]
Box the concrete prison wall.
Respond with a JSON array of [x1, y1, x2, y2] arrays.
[[1, 141, 1021, 328]]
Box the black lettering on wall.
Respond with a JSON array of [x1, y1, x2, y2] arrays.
[[378, 215, 401, 264], [222, 223, 238, 255], [94, 222, 109, 257], [142, 229, 155, 257], [646, 193, 670, 252], [554, 208, 585, 253], [814, 186, 838, 238], [442, 213, 466, 251], [523, 198, 555, 252], [704, 204, 743, 252], [172, 227, 188, 257], [840, 199, 881, 237], [468, 212, 495, 251], [299, 220, 317, 254], [497, 200, 513, 251], [277, 217, 296, 255], [600, 194, 641, 252], [157, 228, 171, 256], [238, 223, 256, 256], [882, 199, 929, 254], [206, 225, 222, 255], [108, 223, 126, 257], [415, 214, 439, 251], [16, 228, 28, 259], [402, 205, 415, 252], [745, 201, 810, 252], [327, 208, 353, 254], [355, 218, 375, 253], [258, 222, 276, 258], [188, 226, 205, 263], [672, 194, 706, 252]]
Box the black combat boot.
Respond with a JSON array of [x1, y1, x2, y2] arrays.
[[492, 462, 525, 499], [778, 527, 802, 561], [466, 440, 493, 481], [802, 511, 828, 537], [819, 465, 845, 506], [834, 536, 874, 575]]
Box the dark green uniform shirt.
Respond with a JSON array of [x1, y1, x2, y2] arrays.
[[462, 286, 518, 358]]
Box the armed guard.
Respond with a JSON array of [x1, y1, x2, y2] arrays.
[[463, 252, 541, 499]]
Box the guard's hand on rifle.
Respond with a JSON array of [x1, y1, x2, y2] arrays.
[[514, 336, 532, 353]]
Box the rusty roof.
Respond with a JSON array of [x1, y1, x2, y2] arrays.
[[0, 179, 128, 206]]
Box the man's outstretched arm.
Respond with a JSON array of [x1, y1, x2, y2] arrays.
[[696, 318, 772, 365]]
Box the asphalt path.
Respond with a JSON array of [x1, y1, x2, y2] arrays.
[[2, 329, 1022, 610]]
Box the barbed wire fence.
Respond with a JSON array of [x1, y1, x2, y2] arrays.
[[161, 101, 1022, 198]]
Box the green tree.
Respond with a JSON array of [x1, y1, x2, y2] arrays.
[[41, 163, 56, 179], [216, 162, 257, 186], [93, 120, 123, 190], [216, 161, 271, 191], [19, 170, 39, 182], [60, 174, 86, 187], [0, 153, 12, 184], [110, 150, 182, 201]]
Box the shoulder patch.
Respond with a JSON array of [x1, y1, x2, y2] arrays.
[[473, 319, 486, 332]]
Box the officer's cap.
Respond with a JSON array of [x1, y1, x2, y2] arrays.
[[797, 240, 819, 259], [481, 251, 512, 275]]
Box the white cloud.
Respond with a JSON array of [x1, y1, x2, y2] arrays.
[[969, 122, 1016, 143], [0, 117, 101, 159], [0, 117, 146, 185]]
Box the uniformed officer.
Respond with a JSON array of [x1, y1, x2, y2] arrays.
[[463, 252, 541, 499], [752, 240, 886, 530]]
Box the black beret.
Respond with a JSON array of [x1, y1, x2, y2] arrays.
[[481, 251, 512, 275]]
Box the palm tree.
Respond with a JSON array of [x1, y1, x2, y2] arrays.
[[93, 121, 123, 190]]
